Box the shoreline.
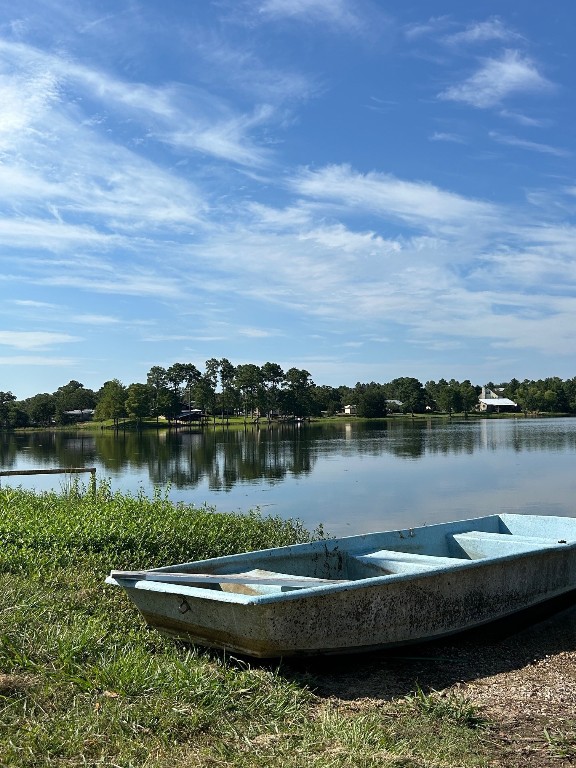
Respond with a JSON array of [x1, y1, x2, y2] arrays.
[[4, 410, 574, 434]]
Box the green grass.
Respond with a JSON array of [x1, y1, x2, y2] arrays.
[[404, 685, 488, 729], [0, 480, 316, 574], [544, 726, 576, 759], [0, 484, 492, 767]]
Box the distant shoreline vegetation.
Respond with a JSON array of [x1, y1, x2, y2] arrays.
[[2, 360, 576, 430]]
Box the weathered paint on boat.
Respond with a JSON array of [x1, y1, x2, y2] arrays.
[[106, 513, 576, 657]]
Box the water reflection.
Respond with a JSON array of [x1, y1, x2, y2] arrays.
[[3, 418, 576, 486], [140, 427, 316, 490], [2, 418, 576, 535], [0, 423, 319, 491]]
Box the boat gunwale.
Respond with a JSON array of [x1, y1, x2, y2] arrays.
[[106, 536, 576, 606]]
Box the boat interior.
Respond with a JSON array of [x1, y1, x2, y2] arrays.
[[143, 513, 575, 596]]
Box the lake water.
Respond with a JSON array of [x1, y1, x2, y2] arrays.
[[1, 417, 576, 537]]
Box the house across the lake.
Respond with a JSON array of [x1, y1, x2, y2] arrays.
[[177, 409, 204, 422], [63, 409, 95, 421], [478, 386, 518, 413]]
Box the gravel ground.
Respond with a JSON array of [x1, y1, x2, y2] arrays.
[[289, 598, 576, 767]]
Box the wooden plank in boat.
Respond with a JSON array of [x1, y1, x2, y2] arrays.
[[109, 570, 348, 587]]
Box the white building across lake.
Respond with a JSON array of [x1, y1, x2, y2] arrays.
[[478, 386, 518, 413]]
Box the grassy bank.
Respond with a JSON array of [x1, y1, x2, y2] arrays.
[[1, 485, 491, 767]]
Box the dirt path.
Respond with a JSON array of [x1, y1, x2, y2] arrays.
[[287, 599, 576, 766]]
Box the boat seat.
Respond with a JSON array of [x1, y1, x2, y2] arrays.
[[449, 531, 568, 560], [353, 549, 469, 576], [356, 549, 468, 565]]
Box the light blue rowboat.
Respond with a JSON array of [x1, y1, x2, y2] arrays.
[[107, 513, 576, 657]]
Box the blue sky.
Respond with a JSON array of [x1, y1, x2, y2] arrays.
[[1, 1, 575, 399]]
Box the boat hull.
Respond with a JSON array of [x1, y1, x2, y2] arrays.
[[107, 513, 576, 657]]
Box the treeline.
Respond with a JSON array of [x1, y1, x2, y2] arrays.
[[1, 360, 576, 429]]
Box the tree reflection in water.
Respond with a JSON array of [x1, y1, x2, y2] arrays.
[[3, 419, 576, 535]]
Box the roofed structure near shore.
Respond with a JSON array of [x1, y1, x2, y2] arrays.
[[478, 386, 518, 413]]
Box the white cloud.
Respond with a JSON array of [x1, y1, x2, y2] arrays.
[[415, 292, 576, 356], [245, 202, 313, 230], [67, 57, 277, 168], [298, 223, 400, 254], [0, 355, 76, 367], [256, 0, 365, 31], [444, 17, 520, 46], [500, 110, 550, 128], [403, 16, 453, 41], [439, 50, 554, 108], [0, 218, 120, 250], [290, 164, 495, 229], [0, 38, 274, 171], [0, 73, 207, 242], [0, 64, 61, 149], [238, 327, 279, 338], [0, 331, 80, 350], [429, 132, 466, 144], [142, 334, 205, 343], [0, 139, 206, 239], [489, 131, 570, 157], [193, 37, 318, 105], [177, 166, 576, 363], [165, 105, 273, 167], [365, 96, 398, 115], [40, 273, 184, 300], [189, 214, 459, 329], [72, 314, 120, 325], [10, 300, 59, 309]]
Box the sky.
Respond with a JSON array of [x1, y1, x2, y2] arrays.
[[1, 1, 575, 399]]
